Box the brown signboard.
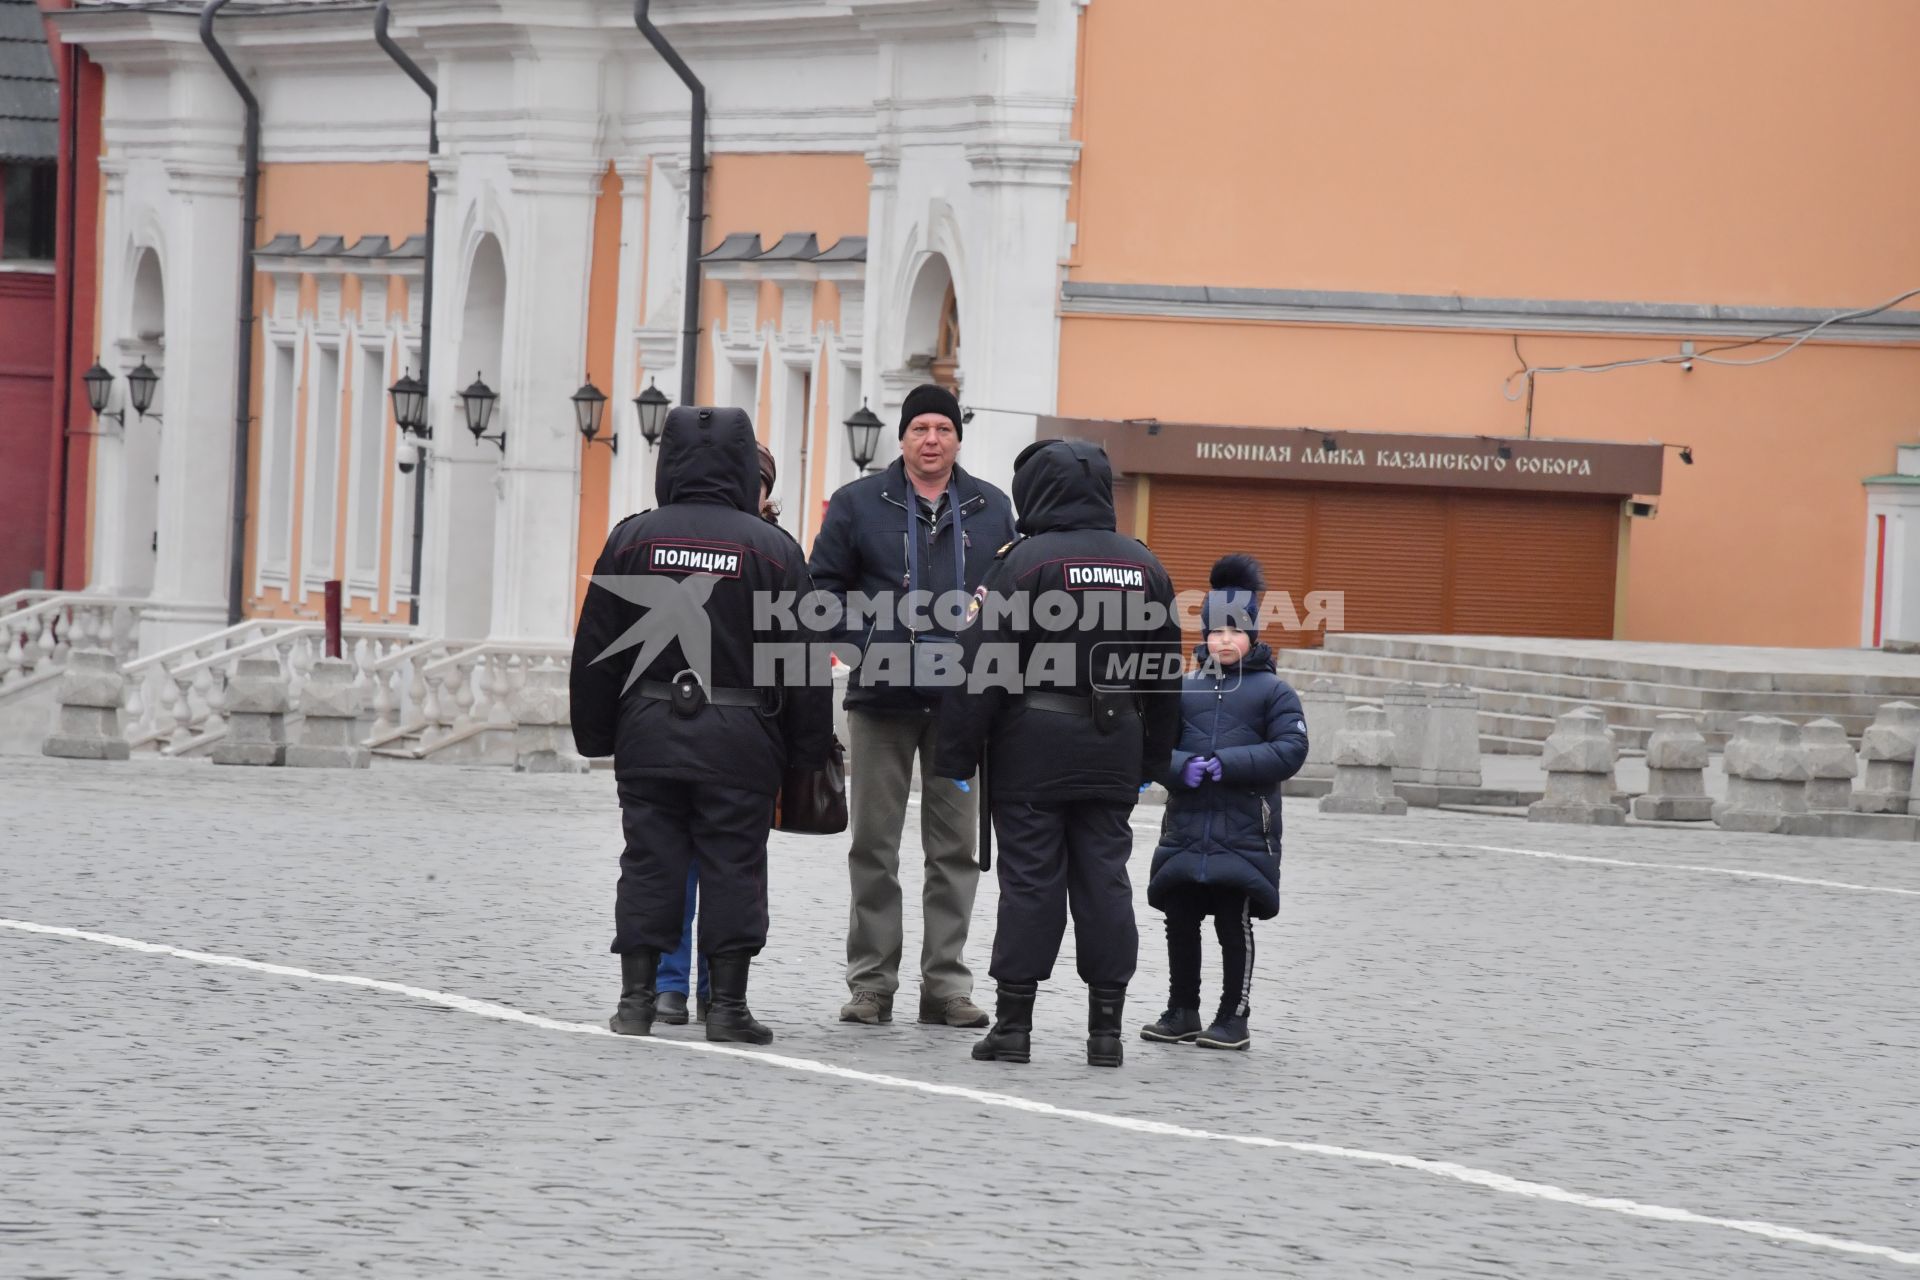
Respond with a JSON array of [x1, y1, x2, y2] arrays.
[[1041, 416, 1665, 496]]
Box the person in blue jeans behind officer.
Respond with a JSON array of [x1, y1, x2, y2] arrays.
[[1141, 553, 1308, 1052]]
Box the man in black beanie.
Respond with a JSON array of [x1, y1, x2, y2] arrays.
[[809, 382, 1015, 1029]]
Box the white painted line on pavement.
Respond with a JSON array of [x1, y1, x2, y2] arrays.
[[1363, 837, 1920, 898], [6, 916, 1918, 1270]]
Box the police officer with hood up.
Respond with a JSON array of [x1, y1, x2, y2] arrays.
[[934, 438, 1182, 1068], [571, 406, 832, 1046]]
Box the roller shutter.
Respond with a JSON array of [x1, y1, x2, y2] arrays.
[[1447, 491, 1619, 638], [1146, 477, 1618, 646]]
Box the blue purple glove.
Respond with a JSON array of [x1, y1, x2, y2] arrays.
[[1179, 756, 1212, 789], [1204, 757, 1224, 782]]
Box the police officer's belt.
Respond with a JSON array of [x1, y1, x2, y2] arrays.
[[1022, 690, 1141, 721], [635, 680, 769, 709]]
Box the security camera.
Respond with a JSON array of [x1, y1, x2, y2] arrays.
[[1628, 499, 1657, 519], [396, 442, 418, 475]]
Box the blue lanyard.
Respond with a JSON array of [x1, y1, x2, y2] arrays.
[[905, 481, 967, 629]]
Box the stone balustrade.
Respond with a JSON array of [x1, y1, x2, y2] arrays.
[[121, 622, 414, 758], [1, 592, 156, 695]]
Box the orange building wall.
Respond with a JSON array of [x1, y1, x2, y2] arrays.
[[693, 152, 871, 391], [1062, 0, 1920, 649], [1071, 0, 1920, 305], [241, 161, 428, 625], [685, 152, 870, 546], [575, 165, 623, 618], [1059, 316, 1920, 648]]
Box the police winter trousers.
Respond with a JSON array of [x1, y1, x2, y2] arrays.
[[845, 709, 980, 999], [1162, 886, 1254, 1019], [987, 800, 1138, 987], [613, 779, 775, 958]]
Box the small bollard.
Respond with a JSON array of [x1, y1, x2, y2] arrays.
[[1419, 683, 1483, 788], [1855, 701, 1920, 813], [1800, 718, 1857, 813], [1631, 712, 1712, 821], [286, 656, 370, 769], [1319, 704, 1407, 815], [1296, 678, 1346, 781], [41, 649, 131, 761], [514, 661, 589, 775], [212, 656, 289, 767], [1713, 716, 1810, 833], [1528, 708, 1624, 825]]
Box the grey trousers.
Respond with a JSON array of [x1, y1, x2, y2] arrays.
[[845, 708, 980, 999]]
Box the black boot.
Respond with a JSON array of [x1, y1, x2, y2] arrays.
[[971, 982, 1037, 1063], [1087, 984, 1126, 1068], [609, 950, 659, 1037], [705, 952, 773, 1045]]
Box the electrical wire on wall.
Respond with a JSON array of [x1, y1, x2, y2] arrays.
[[1504, 286, 1920, 437]]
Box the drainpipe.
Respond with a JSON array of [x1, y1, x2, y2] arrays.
[[634, 0, 705, 407], [47, 35, 82, 590], [200, 0, 259, 627], [374, 0, 435, 628]]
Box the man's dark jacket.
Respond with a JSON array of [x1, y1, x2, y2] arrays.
[[807, 457, 1015, 716], [1147, 644, 1308, 919], [934, 439, 1182, 805], [570, 407, 832, 794]]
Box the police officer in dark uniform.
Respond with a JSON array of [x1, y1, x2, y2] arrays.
[[571, 406, 831, 1045], [934, 438, 1182, 1068]]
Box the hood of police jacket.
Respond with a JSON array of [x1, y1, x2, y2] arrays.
[[1011, 438, 1117, 535], [655, 406, 760, 512]]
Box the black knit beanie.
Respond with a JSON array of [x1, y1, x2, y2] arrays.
[[898, 384, 963, 440], [1202, 554, 1266, 640]]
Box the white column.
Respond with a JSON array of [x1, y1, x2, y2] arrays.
[[143, 162, 247, 645], [957, 140, 1078, 492], [629, 326, 680, 518], [418, 151, 472, 641], [607, 158, 651, 529], [488, 157, 603, 643], [859, 145, 903, 431]]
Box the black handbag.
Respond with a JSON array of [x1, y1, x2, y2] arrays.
[[775, 735, 849, 835]]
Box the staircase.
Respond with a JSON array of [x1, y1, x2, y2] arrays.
[[1277, 634, 1920, 754], [3, 591, 575, 765]]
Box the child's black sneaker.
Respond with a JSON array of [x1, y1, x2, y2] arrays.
[[1140, 1007, 1202, 1043], [1195, 1013, 1250, 1051]]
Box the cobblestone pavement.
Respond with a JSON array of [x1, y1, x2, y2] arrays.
[[3, 756, 1917, 1278]]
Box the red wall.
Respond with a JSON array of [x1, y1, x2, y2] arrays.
[[0, 266, 55, 592]]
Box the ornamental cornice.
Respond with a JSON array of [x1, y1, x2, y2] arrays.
[[847, 0, 1043, 38], [964, 139, 1081, 189]]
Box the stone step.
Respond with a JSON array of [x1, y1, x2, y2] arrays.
[[1285, 649, 1900, 724], [1320, 633, 1920, 697], [1282, 650, 1887, 749]]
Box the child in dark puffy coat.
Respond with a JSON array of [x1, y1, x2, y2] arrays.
[[1141, 554, 1308, 1051]]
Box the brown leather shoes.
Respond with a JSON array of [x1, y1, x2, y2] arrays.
[[919, 993, 991, 1028], [839, 990, 894, 1024]]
